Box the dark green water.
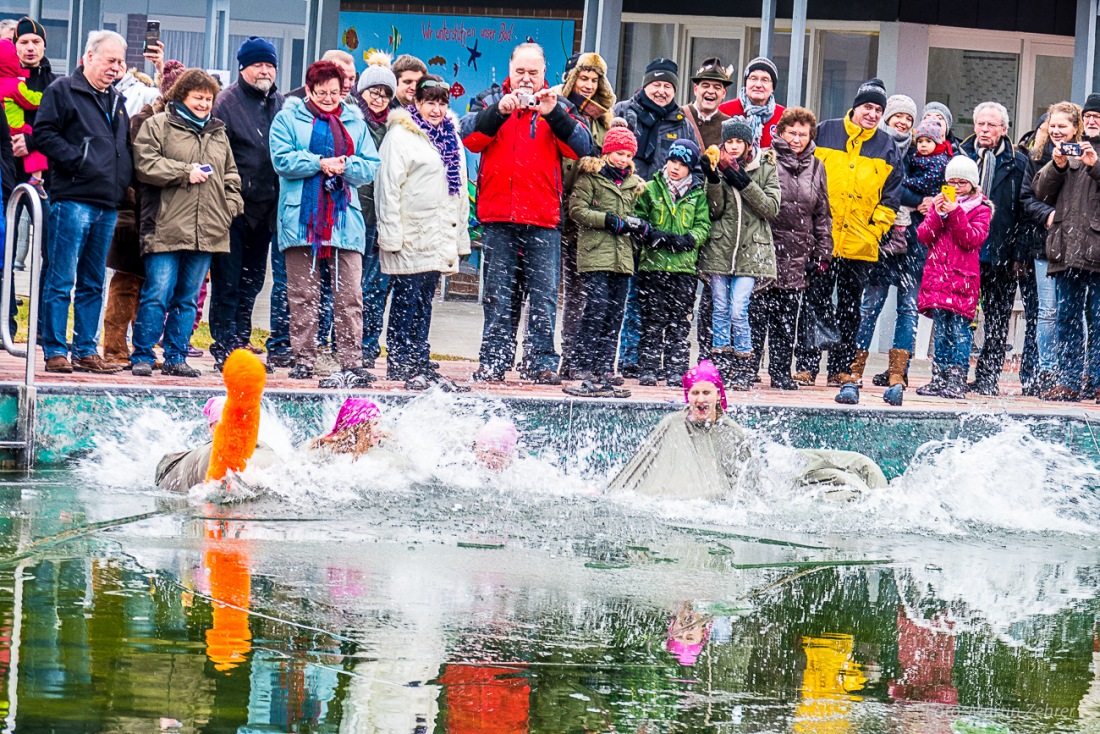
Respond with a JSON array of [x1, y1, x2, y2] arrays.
[[0, 470, 1097, 733]]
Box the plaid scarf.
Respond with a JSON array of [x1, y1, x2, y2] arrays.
[[665, 169, 691, 201], [299, 100, 355, 260], [408, 105, 462, 196]]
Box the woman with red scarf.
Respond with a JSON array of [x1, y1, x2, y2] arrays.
[[270, 60, 380, 388]]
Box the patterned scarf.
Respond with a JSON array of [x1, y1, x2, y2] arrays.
[[664, 169, 691, 201], [977, 138, 1005, 196], [737, 87, 776, 145], [408, 105, 462, 196], [601, 162, 630, 186], [299, 100, 355, 260]]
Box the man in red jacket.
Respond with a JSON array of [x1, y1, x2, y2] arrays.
[[718, 56, 785, 148], [461, 42, 594, 383]]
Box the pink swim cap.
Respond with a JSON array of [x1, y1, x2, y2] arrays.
[[475, 417, 518, 455], [325, 398, 381, 438], [682, 360, 727, 410], [202, 395, 227, 426]]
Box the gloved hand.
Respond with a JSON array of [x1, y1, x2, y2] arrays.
[[646, 228, 675, 249], [722, 165, 751, 190], [666, 233, 696, 253], [623, 215, 651, 240], [804, 259, 818, 277], [700, 153, 720, 184], [604, 212, 628, 235]]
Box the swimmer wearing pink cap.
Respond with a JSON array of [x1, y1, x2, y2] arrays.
[[474, 417, 519, 472], [310, 398, 386, 459]]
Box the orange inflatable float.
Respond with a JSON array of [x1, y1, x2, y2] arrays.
[[205, 349, 267, 483]]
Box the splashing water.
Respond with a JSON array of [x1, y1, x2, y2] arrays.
[[75, 393, 1100, 539]]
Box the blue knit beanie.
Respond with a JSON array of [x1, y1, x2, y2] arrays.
[[236, 36, 278, 71]]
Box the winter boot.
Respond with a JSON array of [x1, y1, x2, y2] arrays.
[[834, 382, 860, 404], [887, 349, 910, 388], [793, 371, 817, 386], [871, 369, 891, 387], [915, 365, 947, 397], [883, 384, 904, 406], [941, 365, 968, 400], [712, 347, 735, 385], [846, 350, 869, 387], [728, 351, 755, 391]]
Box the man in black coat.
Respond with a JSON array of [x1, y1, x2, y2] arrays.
[[960, 101, 1029, 396], [209, 36, 284, 370], [34, 30, 131, 374]]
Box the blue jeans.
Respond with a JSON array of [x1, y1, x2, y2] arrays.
[[1054, 269, 1100, 391], [618, 277, 640, 367], [479, 223, 560, 373], [387, 271, 438, 370], [857, 282, 920, 353], [1034, 259, 1057, 372], [710, 274, 755, 352], [132, 251, 212, 365], [41, 200, 117, 360], [930, 309, 971, 370], [361, 227, 389, 360], [267, 236, 291, 358]]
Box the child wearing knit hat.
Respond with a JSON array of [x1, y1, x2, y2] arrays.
[[915, 155, 991, 400], [903, 118, 953, 220], [697, 115, 781, 390], [562, 119, 647, 397]]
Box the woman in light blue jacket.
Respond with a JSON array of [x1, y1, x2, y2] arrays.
[[270, 60, 380, 389]]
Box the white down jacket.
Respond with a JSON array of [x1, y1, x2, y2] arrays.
[[375, 108, 471, 275]]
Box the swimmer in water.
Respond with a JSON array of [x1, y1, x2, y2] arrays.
[[473, 417, 519, 472], [309, 398, 386, 458], [608, 360, 887, 499]]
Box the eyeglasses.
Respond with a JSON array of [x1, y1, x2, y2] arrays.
[[1085, 112, 1100, 121], [311, 89, 342, 100], [366, 87, 393, 101], [419, 79, 450, 90]]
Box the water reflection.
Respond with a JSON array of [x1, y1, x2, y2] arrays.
[[0, 477, 1094, 731]]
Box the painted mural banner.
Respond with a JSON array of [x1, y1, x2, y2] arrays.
[[337, 11, 576, 114]]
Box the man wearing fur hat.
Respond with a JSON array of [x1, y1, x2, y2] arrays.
[[810, 78, 903, 400], [719, 56, 785, 148], [558, 51, 616, 378]]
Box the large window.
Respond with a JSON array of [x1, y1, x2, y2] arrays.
[[746, 28, 809, 107], [619, 22, 675, 98], [104, 0, 209, 77], [813, 31, 878, 121], [229, 0, 306, 91], [927, 48, 1019, 140]]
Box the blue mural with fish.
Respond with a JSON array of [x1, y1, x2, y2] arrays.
[[338, 11, 576, 114]]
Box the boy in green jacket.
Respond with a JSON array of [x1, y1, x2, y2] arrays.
[[635, 138, 712, 387], [563, 122, 648, 397]]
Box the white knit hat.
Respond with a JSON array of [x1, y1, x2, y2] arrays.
[[944, 155, 979, 188], [357, 63, 397, 95]]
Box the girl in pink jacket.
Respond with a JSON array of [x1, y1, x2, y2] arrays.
[[915, 156, 992, 400]]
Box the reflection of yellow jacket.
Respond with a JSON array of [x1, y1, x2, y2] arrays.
[[814, 114, 903, 262]]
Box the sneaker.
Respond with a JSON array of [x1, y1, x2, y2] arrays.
[[267, 353, 294, 368], [318, 369, 374, 389], [131, 361, 154, 377], [28, 177, 47, 199], [771, 375, 799, 390], [72, 354, 124, 374], [620, 363, 639, 379], [472, 365, 505, 383], [571, 370, 596, 382], [162, 362, 202, 378], [346, 366, 377, 383], [562, 379, 614, 398], [638, 373, 658, 387], [289, 364, 314, 380], [45, 356, 72, 373], [387, 362, 417, 382], [404, 374, 432, 391], [603, 373, 625, 386], [967, 379, 999, 397], [187, 346, 204, 358], [532, 370, 562, 385], [834, 383, 860, 405]]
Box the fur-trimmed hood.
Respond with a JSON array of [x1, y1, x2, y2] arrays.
[[386, 106, 462, 138], [577, 155, 646, 195], [561, 52, 616, 128]]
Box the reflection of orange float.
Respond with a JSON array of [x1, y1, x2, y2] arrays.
[[206, 350, 266, 484], [794, 634, 867, 734], [203, 519, 252, 672]]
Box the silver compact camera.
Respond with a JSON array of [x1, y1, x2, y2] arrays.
[[516, 92, 539, 108]]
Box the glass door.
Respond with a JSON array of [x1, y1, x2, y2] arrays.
[[681, 26, 742, 105]]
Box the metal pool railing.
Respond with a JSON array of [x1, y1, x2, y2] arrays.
[[0, 184, 44, 469]]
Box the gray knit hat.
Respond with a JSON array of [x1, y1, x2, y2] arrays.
[[944, 155, 979, 188], [883, 94, 917, 126], [722, 115, 754, 144], [357, 63, 397, 95], [922, 101, 954, 134], [744, 56, 779, 86]]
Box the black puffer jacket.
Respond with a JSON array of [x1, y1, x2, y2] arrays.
[[211, 77, 284, 218], [1017, 137, 1054, 262], [1033, 137, 1100, 275], [34, 66, 132, 208], [959, 135, 1027, 268]]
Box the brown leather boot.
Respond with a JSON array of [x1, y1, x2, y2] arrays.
[[845, 350, 869, 386], [887, 349, 910, 388]]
